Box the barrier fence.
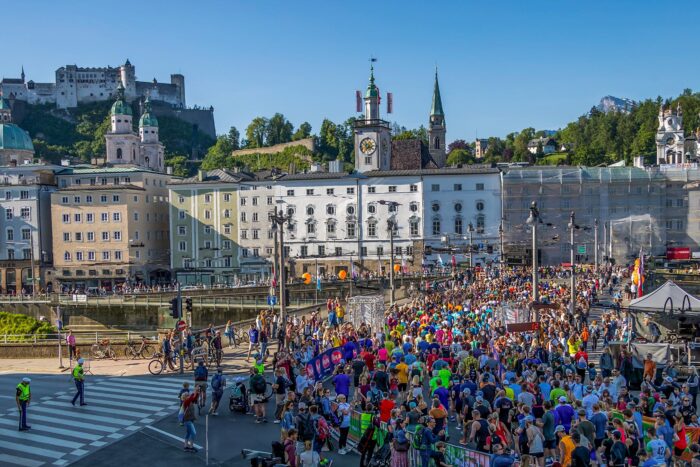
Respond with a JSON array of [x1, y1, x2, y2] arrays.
[[334, 410, 492, 467]]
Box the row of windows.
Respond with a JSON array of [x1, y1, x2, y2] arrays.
[[177, 225, 235, 236], [283, 184, 485, 196], [5, 228, 32, 241], [5, 207, 31, 221], [358, 246, 415, 257], [184, 257, 234, 268], [286, 187, 357, 196], [59, 177, 165, 188], [432, 216, 485, 236], [63, 250, 124, 262], [4, 190, 31, 201], [177, 240, 233, 251], [4, 249, 32, 260]]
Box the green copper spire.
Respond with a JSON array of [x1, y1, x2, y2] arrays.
[[365, 64, 379, 98], [110, 82, 133, 116], [430, 68, 444, 117]]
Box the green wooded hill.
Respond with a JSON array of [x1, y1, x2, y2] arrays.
[[17, 101, 215, 176]]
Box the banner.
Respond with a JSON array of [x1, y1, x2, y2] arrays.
[[305, 345, 360, 382]]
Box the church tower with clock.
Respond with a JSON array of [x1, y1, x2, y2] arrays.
[[354, 65, 392, 173], [656, 103, 686, 165]]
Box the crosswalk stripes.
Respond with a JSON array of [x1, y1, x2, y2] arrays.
[[0, 376, 192, 466]]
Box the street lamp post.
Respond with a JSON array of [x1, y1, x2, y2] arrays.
[[271, 209, 293, 326], [468, 222, 475, 269], [499, 222, 505, 271], [568, 211, 576, 316], [594, 218, 599, 273], [526, 202, 540, 303], [378, 200, 400, 304]]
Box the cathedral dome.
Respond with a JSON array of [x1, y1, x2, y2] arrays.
[[0, 123, 34, 151], [111, 98, 132, 116], [139, 112, 158, 127]]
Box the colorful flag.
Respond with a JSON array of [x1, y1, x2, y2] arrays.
[[638, 248, 644, 297], [387, 92, 393, 114], [316, 263, 322, 291], [451, 255, 457, 267], [401, 256, 407, 274], [437, 255, 444, 267], [355, 91, 361, 113], [271, 264, 277, 288]]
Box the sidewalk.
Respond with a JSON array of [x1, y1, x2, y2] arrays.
[[0, 342, 273, 377]]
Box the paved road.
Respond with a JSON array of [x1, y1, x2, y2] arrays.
[[0, 368, 359, 466]]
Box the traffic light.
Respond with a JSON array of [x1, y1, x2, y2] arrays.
[[185, 297, 193, 313], [487, 245, 493, 254], [169, 297, 180, 319], [424, 245, 432, 256], [284, 288, 290, 307]]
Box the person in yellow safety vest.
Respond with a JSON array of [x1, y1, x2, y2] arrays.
[[71, 358, 87, 406], [16, 377, 31, 431]]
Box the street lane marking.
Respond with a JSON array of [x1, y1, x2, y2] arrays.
[[0, 417, 102, 441], [29, 414, 119, 433], [0, 426, 84, 449], [0, 438, 66, 460], [90, 441, 107, 447], [53, 394, 169, 412], [144, 425, 203, 449], [0, 453, 45, 467], [77, 386, 175, 404], [70, 448, 88, 456], [95, 381, 180, 395], [42, 400, 146, 419], [32, 406, 133, 426], [116, 377, 191, 388]]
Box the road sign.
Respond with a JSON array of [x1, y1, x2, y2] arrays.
[[176, 320, 187, 332], [577, 245, 587, 254], [267, 295, 277, 306]]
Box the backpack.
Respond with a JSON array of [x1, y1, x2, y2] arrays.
[[194, 366, 207, 380], [316, 416, 330, 440], [298, 414, 315, 441], [370, 389, 382, 407], [412, 425, 425, 450], [577, 357, 587, 369], [183, 402, 196, 422], [271, 441, 285, 459], [251, 375, 266, 394], [211, 374, 223, 391]]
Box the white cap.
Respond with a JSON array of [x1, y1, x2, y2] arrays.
[[22, 377, 31, 383]]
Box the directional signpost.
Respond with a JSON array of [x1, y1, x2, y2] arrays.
[[577, 245, 587, 255], [267, 295, 277, 307]]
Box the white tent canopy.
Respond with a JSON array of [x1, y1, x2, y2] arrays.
[[628, 280, 700, 312]]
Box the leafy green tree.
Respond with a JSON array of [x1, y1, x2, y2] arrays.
[[447, 139, 469, 154], [227, 126, 240, 151], [292, 122, 312, 141], [245, 117, 268, 148], [165, 155, 190, 177], [446, 148, 474, 166], [200, 135, 235, 170], [265, 113, 293, 146]]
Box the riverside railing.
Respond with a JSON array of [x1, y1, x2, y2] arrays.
[[0, 331, 159, 344]]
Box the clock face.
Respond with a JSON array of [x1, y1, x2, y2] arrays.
[[360, 137, 376, 155]]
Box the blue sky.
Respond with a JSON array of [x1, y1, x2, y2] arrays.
[[5, 1, 699, 141]]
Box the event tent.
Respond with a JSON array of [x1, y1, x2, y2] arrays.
[[628, 280, 700, 313]]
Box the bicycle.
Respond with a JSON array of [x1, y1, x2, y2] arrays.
[[91, 339, 117, 360], [148, 352, 178, 375], [124, 337, 155, 360], [235, 329, 250, 345]]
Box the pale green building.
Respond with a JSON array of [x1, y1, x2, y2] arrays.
[[168, 169, 246, 286]]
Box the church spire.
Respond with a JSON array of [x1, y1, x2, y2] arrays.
[[430, 68, 444, 118], [21, 66, 25, 83]]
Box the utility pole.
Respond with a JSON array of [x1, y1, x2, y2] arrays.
[[178, 282, 184, 374], [527, 202, 539, 303], [569, 211, 576, 317], [499, 222, 505, 271], [30, 230, 36, 299], [468, 222, 475, 270], [389, 220, 395, 305], [271, 209, 292, 326], [315, 257, 319, 304], [594, 218, 599, 272]]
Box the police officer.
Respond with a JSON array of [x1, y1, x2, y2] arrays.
[[71, 358, 87, 406], [16, 377, 31, 431]]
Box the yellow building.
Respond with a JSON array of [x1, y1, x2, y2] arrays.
[[51, 166, 172, 292]]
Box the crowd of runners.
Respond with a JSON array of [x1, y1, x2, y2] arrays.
[[174, 264, 700, 466]]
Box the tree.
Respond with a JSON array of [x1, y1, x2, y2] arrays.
[[200, 135, 235, 170], [245, 117, 268, 148], [227, 126, 240, 151], [447, 139, 469, 154], [446, 148, 474, 166], [292, 122, 312, 141], [265, 113, 293, 146], [165, 155, 190, 177]]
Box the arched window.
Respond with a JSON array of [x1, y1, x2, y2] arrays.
[[477, 215, 485, 233], [455, 217, 463, 235], [64, 251, 72, 261], [367, 218, 377, 237], [326, 205, 336, 215], [306, 206, 315, 216], [116, 148, 123, 159], [434, 136, 440, 150]]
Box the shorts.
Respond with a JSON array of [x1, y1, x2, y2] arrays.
[[398, 383, 407, 392], [543, 439, 557, 450], [251, 393, 266, 404], [195, 381, 207, 391], [529, 451, 544, 458]]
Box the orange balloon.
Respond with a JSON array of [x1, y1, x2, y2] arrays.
[[338, 270, 347, 280], [394, 264, 401, 273], [302, 273, 311, 284]]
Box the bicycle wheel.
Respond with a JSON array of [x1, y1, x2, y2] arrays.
[[140, 345, 155, 359], [124, 346, 136, 359], [90, 344, 101, 359], [148, 359, 164, 375]]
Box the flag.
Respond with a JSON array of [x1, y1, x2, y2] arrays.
[[351, 261, 356, 279], [271, 264, 277, 288], [638, 249, 644, 297], [401, 256, 407, 274], [437, 255, 444, 267], [316, 263, 322, 291], [387, 92, 393, 114], [451, 255, 457, 267], [355, 90, 361, 113]]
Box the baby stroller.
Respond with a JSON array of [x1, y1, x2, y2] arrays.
[[229, 380, 249, 413], [368, 443, 391, 467]]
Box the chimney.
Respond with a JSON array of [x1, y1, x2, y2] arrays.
[[633, 156, 645, 169], [289, 163, 297, 175], [310, 162, 322, 173], [197, 169, 205, 182], [166, 166, 173, 175], [61, 159, 71, 167]]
